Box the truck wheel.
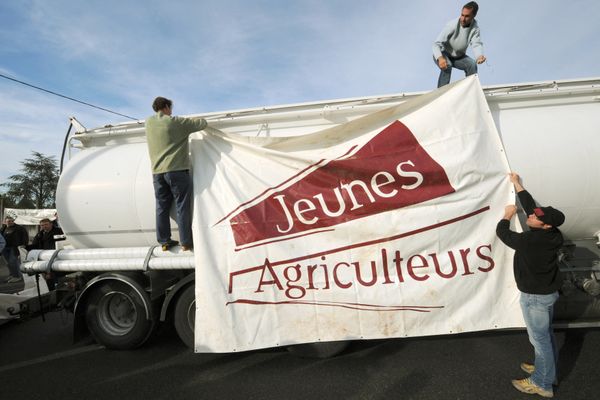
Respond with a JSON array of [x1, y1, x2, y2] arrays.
[[286, 341, 350, 358], [174, 284, 195, 348], [85, 281, 155, 350]]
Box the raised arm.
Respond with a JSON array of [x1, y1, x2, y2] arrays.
[[509, 172, 524, 193], [510, 172, 536, 215]]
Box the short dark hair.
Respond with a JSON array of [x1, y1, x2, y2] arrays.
[[463, 1, 479, 15], [40, 218, 51, 224], [152, 97, 173, 112]]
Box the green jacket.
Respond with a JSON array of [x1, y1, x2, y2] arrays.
[[145, 111, 207, 174]]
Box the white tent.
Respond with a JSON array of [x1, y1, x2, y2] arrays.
[[3, 208, 57, 225]]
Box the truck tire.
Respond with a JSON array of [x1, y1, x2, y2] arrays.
[[84, 281, 155, 349], [174, 284, 195, 349], [286, 341, 350, 358]]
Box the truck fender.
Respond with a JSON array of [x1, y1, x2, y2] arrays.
[[73, 273, 152, 343], [159, 273, 195, 322]]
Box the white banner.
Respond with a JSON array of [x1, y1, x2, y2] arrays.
[[3, 208, 57, 225], [191, 76, 523, 353]]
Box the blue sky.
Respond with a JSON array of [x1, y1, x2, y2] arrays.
[[1, 0, 599, 187]]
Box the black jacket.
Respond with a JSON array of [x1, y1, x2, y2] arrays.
[[496, 190, 563, 294], [0, 223, 29, 248], [27, 226, 64, 250]]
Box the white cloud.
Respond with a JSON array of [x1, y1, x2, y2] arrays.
[[1, 0, 599, 185]]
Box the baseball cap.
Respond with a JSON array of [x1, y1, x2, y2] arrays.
[[533, 206, 565, 227]]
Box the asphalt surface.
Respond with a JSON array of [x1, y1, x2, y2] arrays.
[[0, 258, 24, 295], [3, 260, 600, 399], [1, 304, 600, 400]]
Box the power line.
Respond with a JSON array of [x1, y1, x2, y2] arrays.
[[0, 72, 139, 121]]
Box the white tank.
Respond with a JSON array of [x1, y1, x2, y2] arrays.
[[57, 77, 600, 248], [57, 141, 156, 248], [487, 83, 600, 242]]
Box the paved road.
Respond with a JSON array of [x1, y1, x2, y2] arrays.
[[1, 308, 599, 400]]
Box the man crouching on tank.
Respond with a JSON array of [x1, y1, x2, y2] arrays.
[[496, 172, 565, 398], [145, 97, 208, 251]]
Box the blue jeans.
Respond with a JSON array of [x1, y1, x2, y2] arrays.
[[519, 291, 559, 391], [152, 170, 193, 246], [435, 52, 478, 87], [2, 247, 22, 278]]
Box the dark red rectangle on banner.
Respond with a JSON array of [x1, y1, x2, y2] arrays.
[[228, 120, 455, 246]]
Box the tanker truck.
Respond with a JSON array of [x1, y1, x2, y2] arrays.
[[21, 76, 600, 355]]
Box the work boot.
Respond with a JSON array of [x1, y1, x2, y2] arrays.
[[161, 240, 179, 251], [182, 244, 193, 252], [520, 363, 558, 385], [511, 378, 553, 398]]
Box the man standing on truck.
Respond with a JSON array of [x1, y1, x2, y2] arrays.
[[433, 1, 486, 88], [145, 97, 208, 252], [496, 172, 564, 398], [1, 216, 28, 283]]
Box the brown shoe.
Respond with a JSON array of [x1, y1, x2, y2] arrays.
[[520, 363, 558, 386], [182, 244, 194, 252], [511, 378, 553, 398], [521, 362, 535, 374], [161, 240, 179, 251]]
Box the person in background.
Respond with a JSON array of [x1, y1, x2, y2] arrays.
[[145, 97, 208, 252], [52, 212, 61, 229], [496, 172, 564, 398], [1, 216, 29, 283], [0, 231, 5, 253], [27, 218, 64, 251], [26, 218, 64, 290], [433, 1, 486, 88]]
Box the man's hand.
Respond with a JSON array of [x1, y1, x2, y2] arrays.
[[476, 55, 486, 64], [509, 172, 525, 192], [437, 56, 448, 70], [504, 205, 517, 220]]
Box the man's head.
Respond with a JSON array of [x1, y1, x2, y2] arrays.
[[526, 206, 565, 230], [460, 1, 478, 27], [152, 97, 173, 116], [40, 218, 52, 232], [4, 216, 15, 226]]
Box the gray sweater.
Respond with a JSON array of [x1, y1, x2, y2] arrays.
[[146, 112, 207, 174], [433, 18, 484, 60]]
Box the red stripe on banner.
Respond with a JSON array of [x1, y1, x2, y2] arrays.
[[226, 298, 444, 312], [234, 228, 336, 251]]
